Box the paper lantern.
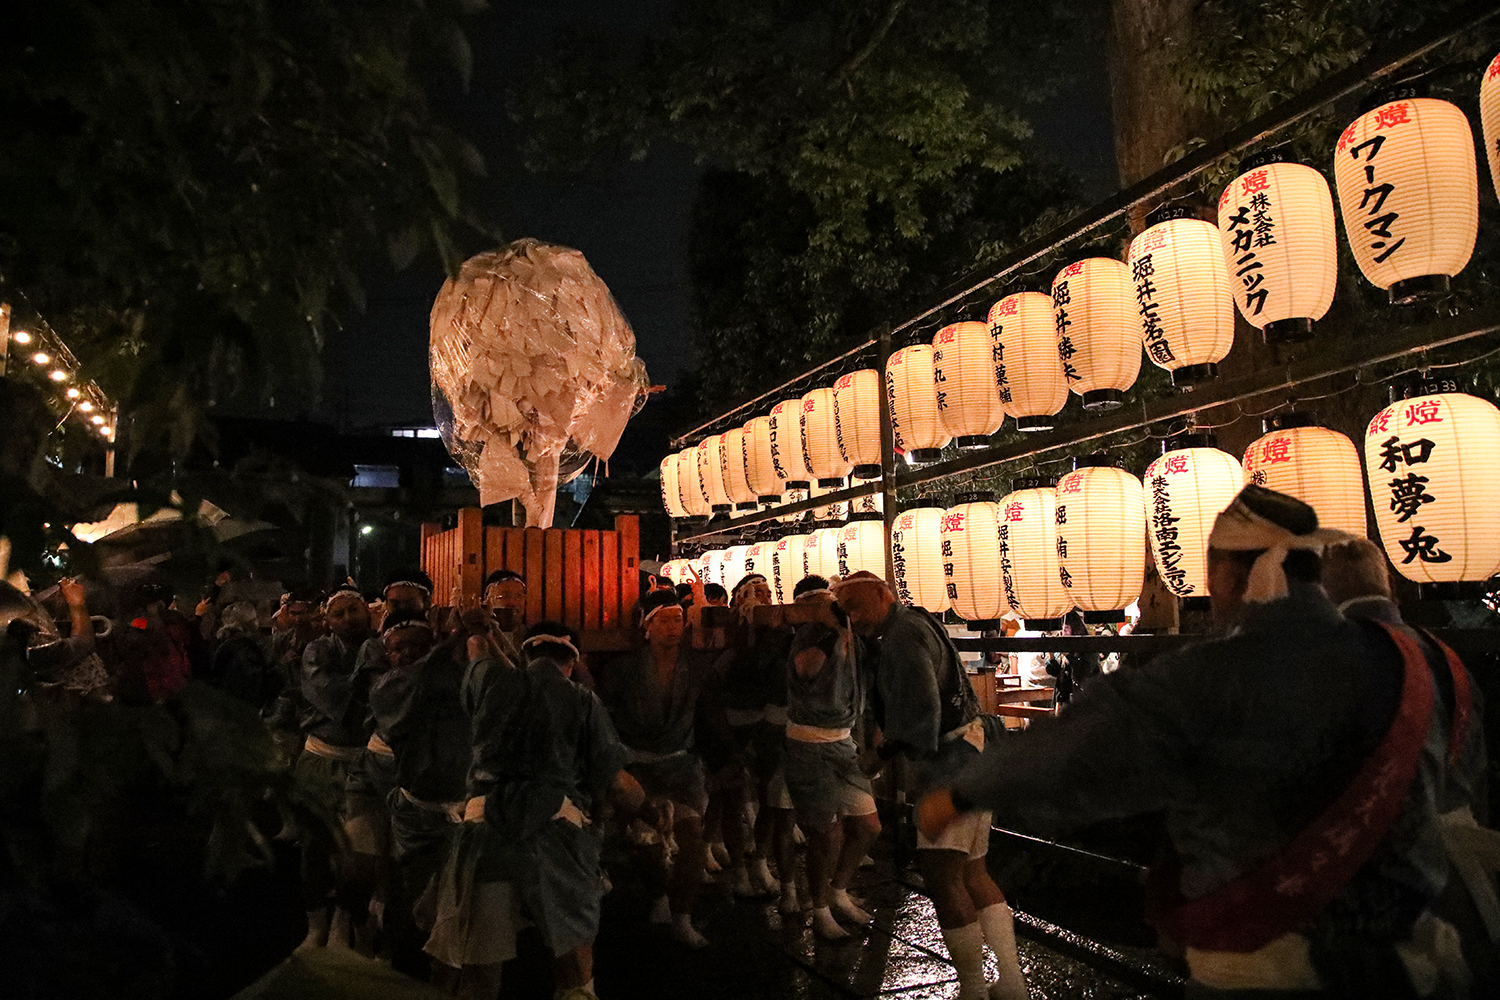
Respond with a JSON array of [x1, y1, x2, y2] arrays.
[[1333, 94, 1478, 304], [660, 454, 689, 518], [720, 427, 758, 510], [769, 399, 815, 488], [1243, 414, 1366, 537], [1143, 435, 1244, 598], [997, 478, 1072, 625], [1128, 208, 1235, 387], [891, 501, 948, 613], [932, 321, 1007, 448], [746, 416, 782, 502], [775, 482, 812, 525], [837, 512, 887, 578], [834, 369, 884, 479], [886, 344, 951, 462], [744, 540, 773, 583], [801, 387, 852, 484], [1055, 454, 1146, 622], [1363, 392, 1500, 584], [678, 449, 711, 518], [1483, 53, 1500, 205], [1050, 256, 1141, 411], [701, 549, 730, 587], [987, 292, 1068, 431], [772, 532, 810, 603], [941, 492, 1008, 627], [809, 478, 849, 522], [850, 483, 884, 517], [697, 436, 733, 512], [658, 559, 681, 584], [723, 545, 751, 590], [805, 525, 844, 581], [1217, 156, 1337, 344]]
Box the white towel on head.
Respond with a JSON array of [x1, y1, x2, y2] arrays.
[[1208, 497, 1352, 604]]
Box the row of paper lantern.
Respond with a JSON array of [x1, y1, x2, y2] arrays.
[[663, 391, 1500, 625], [664, 73, 1500, 526]]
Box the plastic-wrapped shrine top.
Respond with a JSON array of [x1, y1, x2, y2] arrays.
[[430, 239, 649, 527]]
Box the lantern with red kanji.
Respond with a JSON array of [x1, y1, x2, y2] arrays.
[[997, 478, 1072, 625], [1055, 454, 1146, 622], [1484, 53, 1500, 204], [772, 532, 810, 603], [804, 525, 844, 581], [769, 398, 814, 490], [744, 540, 773, 583], [801, 386, 851, 486], [1363, 391, 1500, 584], [834, 369, 884, 480], [745, 415, 782, 503], [1143, 434, 1244, 598], [697, 435, 733, 512], [721, 426, 758, 510], [661, 454, 689, 519], [891, 500, 948, 613], [1243, 414, 1366, 537], [886, 345, 950, 463], [1217, 154, 1337, 343], [941, 492, 1009, 628], [988, 292, 1069, 431], [701, 548, 730, 587], [1050, 256, 1141, 412], [724, 544, 751, 590], [932, 321, 1007, 448], [837, 511, 887, 578], [678, 449, 711, 518], [1332, 92, 1478, 304], [1128, 207, 1236, 388]]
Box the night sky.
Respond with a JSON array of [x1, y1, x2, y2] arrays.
[[322, 2, 1115, 441]]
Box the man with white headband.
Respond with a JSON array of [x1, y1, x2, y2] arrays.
[[919, 485, 1463, 998]]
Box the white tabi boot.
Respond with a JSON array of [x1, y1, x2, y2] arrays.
[[978, 903, 1029, 1000], [940, 922, 990, 1000]]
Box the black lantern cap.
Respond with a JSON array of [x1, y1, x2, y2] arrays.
[[951, 490, 997, 505], [1264, 411, 1321, 433], [1360, 82, 1428, 116], [955, 434, 992, 450], [784, 479, 810, 490], [817, 477, 846, 489], [1389, 274, 1450, 306], [1240, 147, 1300, 170], [852, 464, 882, 480], [1164, 431, 1217, 452], [1015, 415, 1056, 432], [1010, 475, 1056, 491], [848, 510, 883, 523], [1172, 362, 1219, 388], [901, 496, 947, 510], [1024, 616, 1064, 630], [1082, 609, 1128, 625], [1388, 371, 1464, 403], [1082, 388, 1125, 412], [1145, 204, 1205, 227], [905, 448, 944, 464], [1263, 317, 1316, 344]]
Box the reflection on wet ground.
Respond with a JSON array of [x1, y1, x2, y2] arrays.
[[585, 843, 1173, 1000]]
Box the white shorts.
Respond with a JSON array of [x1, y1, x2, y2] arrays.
[[917, 808, 992, 858]]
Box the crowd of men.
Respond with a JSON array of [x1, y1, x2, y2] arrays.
[[5, 483, 1495, 1000]]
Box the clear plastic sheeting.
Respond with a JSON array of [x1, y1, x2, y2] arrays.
[[430, 239, 649, 526]]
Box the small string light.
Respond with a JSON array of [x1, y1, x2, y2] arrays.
[[32, 351, 51, 365], [78, 400, 94, 412], [48, 369, 68, 382], [90, 415, 104, 425], [12, 330, 31, 345], [65, 387, 80, 399]]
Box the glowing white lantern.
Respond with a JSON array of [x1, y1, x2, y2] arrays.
[[987, 292, 1068, 431], [932, 321, 1007, 448], [658, 559, 681, 584], [1216, 157, 1336, 344], [1363, 391, 1500, 584], [769, 399, 814, 488], [721, 427, 757, 510], [1143, 435, 1244, 598], [886, 344, 950, 463], [1483, 53, 1500, 205], [744, 540, 773, 582], [697, 436, 733, 512], [997, 478, 1072, 624], [809, 478, 849, 522], [1333, 94, 1478, 304], [891, 501, 948, 613], [805, 525, 844, 581], [723, 545, 751, 590], [746, 416, 782, 502], [850, 485, 883, 517], [833, 369, 884, 479], [772, 532, 810, 603], [661, 454, 689, 518], [1055, 455, 1146, 622], [801, 386, 851, 484], [1128, 208, 1235, 387], [702, 548, 730, 587], [1243, 415, 1366, 537], [1050, 256, 1140, 412], [837, 512, 887, 578], [678, 449, 711, 518], [941, 492, 1008, 627]]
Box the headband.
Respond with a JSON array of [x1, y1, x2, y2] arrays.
[[1207, 498, 1351, 604], [324, 586, 364, 609], [522, 633, 581, 660], [732, 574, 768, 599], [831, 570, 889, 594], [383, 580, 432, 597], [382, 617, 432, 637], [641, 602, 680, 627]]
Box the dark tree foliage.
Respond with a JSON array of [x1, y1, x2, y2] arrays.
[[0, 0, 492, 456], [516, 0, 1082, 411]]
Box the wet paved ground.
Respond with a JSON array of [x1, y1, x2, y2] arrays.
[[582, 844, 1176, 1000]]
